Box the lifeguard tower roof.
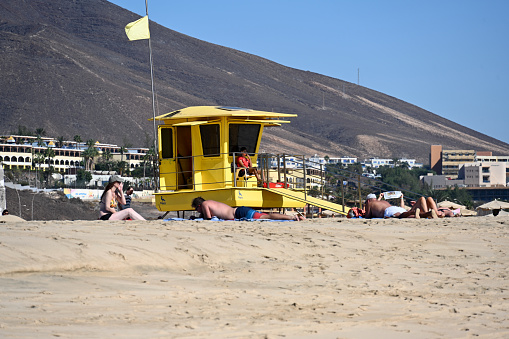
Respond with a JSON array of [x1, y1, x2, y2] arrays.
[[152, 106, 297, 123]]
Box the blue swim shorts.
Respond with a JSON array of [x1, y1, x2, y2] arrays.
[[234, 206, 267, 219]]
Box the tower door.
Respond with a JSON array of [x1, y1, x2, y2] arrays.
[[176, 126, 193, 190], [159, 126, 176, 190]]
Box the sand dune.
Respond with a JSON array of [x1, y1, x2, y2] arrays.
[[1, 217, 508, 338]]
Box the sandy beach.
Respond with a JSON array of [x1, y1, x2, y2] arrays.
[[1, 216, 508, 338]]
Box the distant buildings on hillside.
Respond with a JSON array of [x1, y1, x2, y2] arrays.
[[2, 133, 425, 177], [266, 154, 422, 171], [0, 134, 148, 173], [261, 154, 422, 190], [5, 134, 507, 192], [424, 145, 509, 189]]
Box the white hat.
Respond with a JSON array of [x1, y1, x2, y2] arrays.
[[367, 193, 376, 200]]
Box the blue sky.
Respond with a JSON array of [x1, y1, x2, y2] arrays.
[[110, 0, 509, 144]]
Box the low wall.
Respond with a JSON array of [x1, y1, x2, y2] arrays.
[[63, 188, 154, 201]]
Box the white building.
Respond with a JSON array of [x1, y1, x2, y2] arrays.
[[461, 162, 507, 187], [307, 154, 358, 169], [267, 155, 303, 169], [0, 135, 149, 173], [327, 156, 358, 165], [476, 155, 509, 163], [422, 162, 508, 189], [362, 158, 423, 169]]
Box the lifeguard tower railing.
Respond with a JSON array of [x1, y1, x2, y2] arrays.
[[258, 153, 425, 210], [158, 151, 424, 212], [158, 152, 327, 192]]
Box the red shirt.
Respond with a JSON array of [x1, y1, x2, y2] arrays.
[[237, 155, 251, 168]]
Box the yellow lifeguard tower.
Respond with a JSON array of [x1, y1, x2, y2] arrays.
[[151, 106, 347, 216]]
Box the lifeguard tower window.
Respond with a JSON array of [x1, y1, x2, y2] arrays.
[[200, 124, 220, 157], [161, 128, 173, 159], [229, 124, 260, 154]]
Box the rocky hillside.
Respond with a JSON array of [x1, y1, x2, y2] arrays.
[[1, 0, 508, 164]]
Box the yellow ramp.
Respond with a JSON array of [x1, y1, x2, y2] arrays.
[[266, 188, 348, 215]]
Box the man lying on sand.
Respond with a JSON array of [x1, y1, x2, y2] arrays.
[[191, 197, 305, 221], [365, 193, 442, 219]]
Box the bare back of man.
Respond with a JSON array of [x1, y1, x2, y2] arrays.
[[199, 200, 236, 220], [365, 199, 391, 218]]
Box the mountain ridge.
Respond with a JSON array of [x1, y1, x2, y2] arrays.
[[1, 0, 508, 164]]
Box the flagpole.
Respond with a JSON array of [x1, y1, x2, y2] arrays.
[[145, 0, 159, 192]]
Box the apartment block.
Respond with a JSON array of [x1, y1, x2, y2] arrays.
[[0, 135, 148, 173], [430, 145, 476, 178], [461, 162, 508, 187], [442, 149, 476, 178]]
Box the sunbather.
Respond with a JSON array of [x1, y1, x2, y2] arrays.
[[397, 196, 443, 218], [191, 197, 305, 221], [437, 207, 461, 217], [365, 194, 395, 218], [365, 193, 442, 218]]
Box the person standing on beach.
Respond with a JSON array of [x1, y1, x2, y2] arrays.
[[120, 186, 134, 210], [191, 197, 305, 221], [99, 176, 145, 220]]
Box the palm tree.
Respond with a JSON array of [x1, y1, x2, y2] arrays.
[[56, 136, 65, 148], [34, 152, 46, 188], [119, 146, 127, 162], [392, 158, 401, 168], [86, 139, 95, 149], [83, 146, 99, 171], [101, 149, 112, 162], [35, 128, 46, 137], [84, 140, 99, 171], [73, 135, 82, 150], [142, 152, 151, 182], [147, 146, 159, 190], [100, 149, 113, 171], [82, 148, 91, 171], [116, 160, 127, 176], [44, 147, 56, 187], [45, 146, 55, 165], [17, 125, 33, 136], [36, 135, 45, 147]]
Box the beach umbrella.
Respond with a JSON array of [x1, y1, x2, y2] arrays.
[[476, 199, 509, 216], [476, 199, 509, 211], [438, 200, 465, 209], [458, 209, 477, 216]]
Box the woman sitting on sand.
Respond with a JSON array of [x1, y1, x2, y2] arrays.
[[99, 175, 145, 221]]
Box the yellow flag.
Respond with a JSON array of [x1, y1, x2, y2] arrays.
[[125, 16, 150, 41]]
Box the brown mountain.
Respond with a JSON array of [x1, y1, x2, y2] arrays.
[[1, 0, 508, 164]]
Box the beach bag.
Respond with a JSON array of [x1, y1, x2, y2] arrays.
[[347, 207, 365, 218]]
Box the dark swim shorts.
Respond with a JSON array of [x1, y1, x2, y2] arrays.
[[234, 206, 267, 219], [100, 213, 112, 220]]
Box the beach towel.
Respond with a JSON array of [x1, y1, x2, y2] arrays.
[[164, 217, 294, 222]]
